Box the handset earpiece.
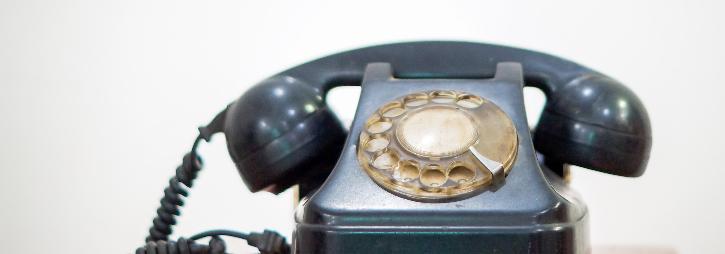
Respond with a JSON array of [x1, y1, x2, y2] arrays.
[[223, 76, 347, 193], [533, 74, 651, 177]]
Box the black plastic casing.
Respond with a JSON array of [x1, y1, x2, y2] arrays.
[[224, 77, 347, 193], [293, 63, 589, 253]]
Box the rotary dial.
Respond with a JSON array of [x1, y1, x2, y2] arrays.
[[357, 90, 518, 201]]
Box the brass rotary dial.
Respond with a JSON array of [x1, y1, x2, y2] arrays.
[[357, 90, 518, 201]]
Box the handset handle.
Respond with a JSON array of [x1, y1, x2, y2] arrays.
[[271, 41, 651, 177], [276, 41, 589, 95], [225, 41, 651, 194]]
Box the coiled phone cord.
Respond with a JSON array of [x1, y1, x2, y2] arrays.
[[146, 136, 204, 243], [138, 114, 290, 254]]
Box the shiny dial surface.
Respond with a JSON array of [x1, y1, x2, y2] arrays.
[[357, 90, 518, 201]]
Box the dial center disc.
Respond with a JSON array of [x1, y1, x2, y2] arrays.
[[396, 106, 478, 158]]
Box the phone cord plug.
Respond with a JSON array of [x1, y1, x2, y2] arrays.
[[245, 230, 291, 254]]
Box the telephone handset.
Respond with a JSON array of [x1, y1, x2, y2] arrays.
[[137, 41, 651, 254]]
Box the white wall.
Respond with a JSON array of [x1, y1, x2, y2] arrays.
[[1, 0, 723, 253]]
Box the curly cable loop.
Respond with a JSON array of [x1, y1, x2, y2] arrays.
[[137, 128, 290, 254], [147, 148, 203, 242]]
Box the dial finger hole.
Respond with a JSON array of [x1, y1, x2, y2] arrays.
[[456, 94, 484, 108], [372, 151, 399, 170], [448, 163, 475, 184], [380, 101, 406, 118], [403, 93, 429, 107], [395, 160, 420, 182], [430, 91, 456, 104], [366, 115, 392, 134], [364, 134, 389, 153], [420, 165, 447, 187]]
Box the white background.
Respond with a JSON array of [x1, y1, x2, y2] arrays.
[[1, 0, 723, 253]]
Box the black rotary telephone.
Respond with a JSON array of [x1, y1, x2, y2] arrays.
[[136, 41, 651, 254]]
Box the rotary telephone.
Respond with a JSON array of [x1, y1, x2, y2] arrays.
[[135, 41, 651, 254]]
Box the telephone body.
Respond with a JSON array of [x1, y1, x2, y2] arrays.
[[138, 41, 651, 254]]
